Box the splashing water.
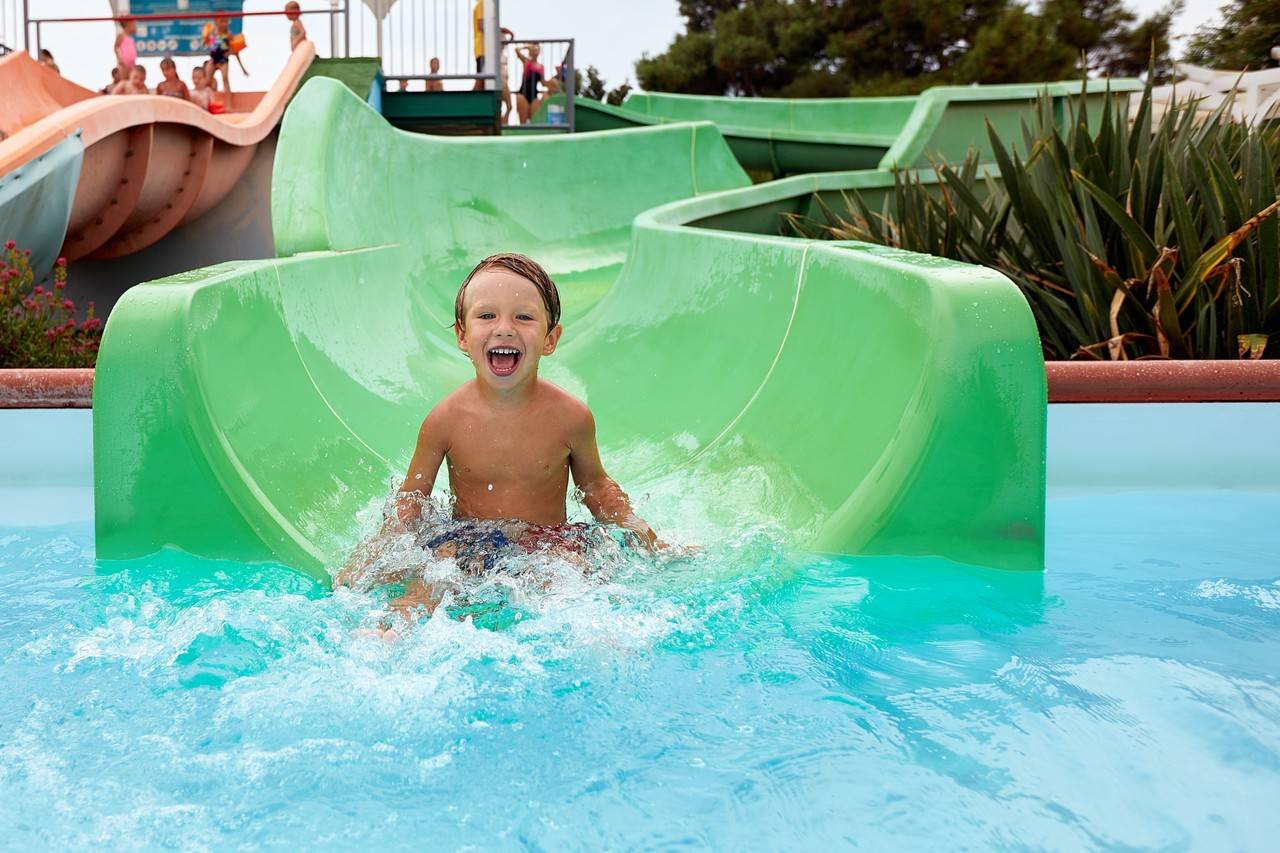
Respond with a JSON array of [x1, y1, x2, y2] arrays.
[[1, 484, 1278, 849]]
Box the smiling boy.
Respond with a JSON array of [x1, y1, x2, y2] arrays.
[[338, 254, 657, 616], [405, 252, 654, 539]]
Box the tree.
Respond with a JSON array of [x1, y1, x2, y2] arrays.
[[954, 6, 1076, 84], [1042, 0, 1180, 78], [635, 0, 1175, 97], [606, 81, 633, 106], [1185, 0, 1280, 69], [579, 65, 608, 101]]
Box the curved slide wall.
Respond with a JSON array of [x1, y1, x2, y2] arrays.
[[566, 80, 1140, 175], [94, 78, 1046, 582], [0, 44, 315, 266], [0, 133, 82, 277]]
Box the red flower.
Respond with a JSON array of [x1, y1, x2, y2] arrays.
[[33, 286, 43, 295], [56, 257, 67, 267], [62, 299, 74, 311], [3, 240, 15, 250]]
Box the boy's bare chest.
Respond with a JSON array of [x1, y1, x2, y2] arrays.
[[445, 415, 570, 483]]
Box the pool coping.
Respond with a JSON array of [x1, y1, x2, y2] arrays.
[[2, 362, 1278, 408]]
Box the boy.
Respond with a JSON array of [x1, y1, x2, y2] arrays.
[[424, 57, 444, 92], [110, 64, 148, 95], [338, 253, 657, 619], [154, 57, 190, 99], [285, 2, 307, 51]]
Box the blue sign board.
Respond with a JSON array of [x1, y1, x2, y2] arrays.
[[129, 1, 244, 58]]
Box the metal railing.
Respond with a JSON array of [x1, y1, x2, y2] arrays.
[[0, 0, 24, 53], [22, 5, 352, 60], [350, 0, 504, 91]]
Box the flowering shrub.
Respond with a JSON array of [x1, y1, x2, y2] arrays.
[[0, 241, 102, 368]]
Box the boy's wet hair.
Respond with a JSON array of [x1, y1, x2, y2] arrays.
[[455, 253, 561, 330], [160, 56, 175, 69]]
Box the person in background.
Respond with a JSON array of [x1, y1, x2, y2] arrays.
[[202, 59, 220, 93], [285, 2, 307, 50], [515, 42, 546, 125], [189, 66, 214, 111], [38, 49, 60, 74], [154, 57, 190, 99], [114, 18, 137, 75], [500, 39, 512, 123], [471, 1, 513, 91], [206, 14, 247, 94], [110, 64, 148, 95], [424, 57, 444, 92], [101, 66, 121, 94]]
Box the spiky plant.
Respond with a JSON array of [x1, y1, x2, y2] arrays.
[[791, 82, 1280, 359]]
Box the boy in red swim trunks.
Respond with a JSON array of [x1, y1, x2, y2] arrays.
[[338, 253, 658, 621]]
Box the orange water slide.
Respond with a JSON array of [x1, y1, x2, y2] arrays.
[[0, 42, 315, 260]]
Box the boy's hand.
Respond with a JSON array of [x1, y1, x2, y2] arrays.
[[619, 518, 658, 551]]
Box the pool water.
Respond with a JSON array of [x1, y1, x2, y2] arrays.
[[1, 482, 1277, 849]]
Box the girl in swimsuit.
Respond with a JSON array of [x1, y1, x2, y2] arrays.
[[114, 18, 137, 75], [515, 43, 546, 124]]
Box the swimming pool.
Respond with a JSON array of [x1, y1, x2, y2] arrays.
[[2, 406, 1278, 849]]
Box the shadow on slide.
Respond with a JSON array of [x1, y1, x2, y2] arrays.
[[93, 78, 1046, 582]]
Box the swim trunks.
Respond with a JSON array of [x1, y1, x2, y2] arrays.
[[420, 521, 510, 574], [418, 520, 599, 574]]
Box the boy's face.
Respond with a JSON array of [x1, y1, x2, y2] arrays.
[[455, 269, 561, 389], [131, 68, 145, 85]]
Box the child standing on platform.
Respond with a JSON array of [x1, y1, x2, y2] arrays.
[[286, 2, 307, 51], [114, 18, 137, 76]]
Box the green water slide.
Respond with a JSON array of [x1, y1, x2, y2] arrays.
[[560, 80, 1140, 175], [94, 78, 1046, 582]]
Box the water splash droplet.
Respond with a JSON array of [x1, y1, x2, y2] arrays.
[[487, 483, 494, 491]]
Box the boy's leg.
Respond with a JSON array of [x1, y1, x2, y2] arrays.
[[389, 578, 446, 620]]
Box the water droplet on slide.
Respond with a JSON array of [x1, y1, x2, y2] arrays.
[[487, 483, 494, 491]]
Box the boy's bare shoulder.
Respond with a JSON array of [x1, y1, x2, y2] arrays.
[[419, 383, 476, 435], [536, 380, 595, 436]]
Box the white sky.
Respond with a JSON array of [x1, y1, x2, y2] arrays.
[[11, 0, 1223, 96]]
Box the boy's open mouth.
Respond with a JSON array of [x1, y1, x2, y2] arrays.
[[486, 346, 522, 377]]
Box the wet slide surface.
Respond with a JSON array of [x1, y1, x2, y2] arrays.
[[94, 78, 1046, 581], [565, 81, 1140, 175], [0, 44, 315, 265]]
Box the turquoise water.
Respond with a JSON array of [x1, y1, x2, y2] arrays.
[[1, 483, 1277, 849]]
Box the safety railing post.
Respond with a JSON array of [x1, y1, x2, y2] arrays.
[[565, 38, 574, 133]]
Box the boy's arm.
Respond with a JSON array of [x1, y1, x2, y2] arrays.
[[568, 407, 658, 549], [393, 406, 449, 529], [334, 408, 447, 588]]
